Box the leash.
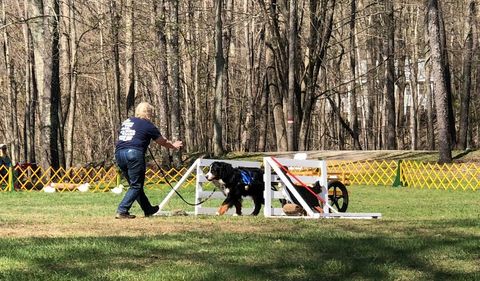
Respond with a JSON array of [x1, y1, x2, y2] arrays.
[[147, 147, 216, 206]]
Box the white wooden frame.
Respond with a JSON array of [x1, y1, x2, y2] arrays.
[[263, 157, 382, 219], [263, 157, 330, 218], [158, 157, 381, 219], [157, 158, 261, 216], [194, 159, 261, 215]]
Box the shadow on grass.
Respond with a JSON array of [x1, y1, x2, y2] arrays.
[[0, 219, 478, 281]]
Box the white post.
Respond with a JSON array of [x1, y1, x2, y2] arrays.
[[194, 160, 203, 215], [319, 160, 329, 213], [265, 157, 317, 217], [263, 158, 272, 217]]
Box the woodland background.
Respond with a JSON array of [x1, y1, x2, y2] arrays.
[[0, 0, 478, 168]]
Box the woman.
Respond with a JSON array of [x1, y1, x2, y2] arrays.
[[0, 144, 12, 180], [115, 102, 182, 219]]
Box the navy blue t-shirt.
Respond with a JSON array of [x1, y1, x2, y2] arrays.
[[115, 117, 162, 153]]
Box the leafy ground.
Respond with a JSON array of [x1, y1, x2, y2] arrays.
[[0, 186, 479, 281]]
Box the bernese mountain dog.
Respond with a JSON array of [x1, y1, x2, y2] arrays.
[[205, 161, 264, 216]]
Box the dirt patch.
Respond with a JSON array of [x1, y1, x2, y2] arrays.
[[0, 216, 301, 238]]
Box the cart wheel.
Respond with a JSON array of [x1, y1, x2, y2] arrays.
[[327, 181, 349, 212]]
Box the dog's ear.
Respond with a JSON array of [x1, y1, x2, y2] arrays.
[[312, 181, 322, 193]]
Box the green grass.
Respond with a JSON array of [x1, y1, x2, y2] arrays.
[[0, 186, 479, 281]]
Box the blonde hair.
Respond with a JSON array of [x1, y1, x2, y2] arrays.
[[135, 102, 154, 121]]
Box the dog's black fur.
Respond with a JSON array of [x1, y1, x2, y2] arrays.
[[205, 161, 264, 216], [286, 181, 323, 212]]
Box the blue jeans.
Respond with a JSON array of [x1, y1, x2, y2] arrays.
[[115, 148, 156, 215]]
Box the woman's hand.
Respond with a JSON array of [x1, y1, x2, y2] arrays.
[[155, 136, 183, 150], [171, 140, 183, 150]]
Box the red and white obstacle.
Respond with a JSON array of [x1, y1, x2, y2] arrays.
[[263, 157, 381, 219], [156, 157, 381, 219]]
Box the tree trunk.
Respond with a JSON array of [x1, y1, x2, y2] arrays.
[[96, 1, 115, 142], [51, 0, 61, 169], [409, 9, 421, 151], [213, 0, 225, 156], [426, 0, 452, 163], [110, 0, 122, 130], [125, 0, 135, 116], [153, 0, 171, 166], [298, 0, 335, 151], [396, 36, 406, 149], [64, 0, 78, 169], [266, 49, 287, 151], [19, 0, 37, 163], [240, 1, 254, 152], [169, 0, 182, 166], [29, 0, 60, 169], [287, 0, 297, 151], [425, 60, 435, 150], [458, 0, 476, 150], [183, 0, 195, 152], [1, 0, 20, 163], [437, 4, 456, 148], [348, 0, 361, 150], [365, 37, 377, 150], [384, 0, 396, 150], [258, 73, 268, 152]]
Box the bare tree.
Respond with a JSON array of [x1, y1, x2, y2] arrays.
[[286, 0, 297, 151], [28, 0, 61, 169], [125, 0, 135, 116], [384, 0, 397, 150], [348, 0, 361, 150], [168, 0, 182, 165], [240, 1, 254, 152], [17, 0, 37, 163], [458, 0, 476, 150], [64, 0, 78, 169], [110, 0, 122, 131], [1, 0, 20, 163], [425, 59, 435, 150], [213, 0, 225, 156], [298, 0, 336, 151], [153, 0, 171, 165], [426, 0, 453, 163]]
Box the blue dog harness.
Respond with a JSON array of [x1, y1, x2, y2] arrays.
[[240, 170, 254, 185]]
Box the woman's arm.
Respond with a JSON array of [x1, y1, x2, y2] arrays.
[[154, 136, 183, 150]]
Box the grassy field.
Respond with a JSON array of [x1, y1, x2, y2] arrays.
[[0, 186, 479, 281]]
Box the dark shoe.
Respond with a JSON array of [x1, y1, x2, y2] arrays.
[[145, 206, 160, 217], [115, 212, 136, 219]]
